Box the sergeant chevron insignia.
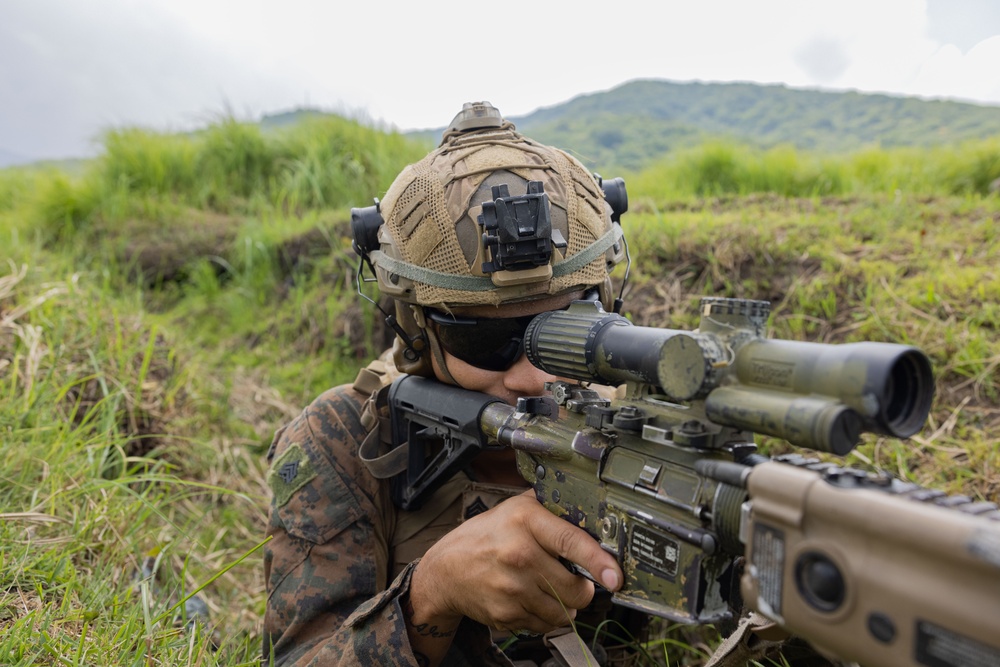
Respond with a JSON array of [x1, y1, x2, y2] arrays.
[[278, 460, 299, 483], [464, 497, 489, 520], [268, 443, 317, 507]]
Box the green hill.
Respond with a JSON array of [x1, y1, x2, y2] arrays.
[[408, 79, 1000, 172]]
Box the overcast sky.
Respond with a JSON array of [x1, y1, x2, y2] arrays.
[[2, 0, 999, 163]]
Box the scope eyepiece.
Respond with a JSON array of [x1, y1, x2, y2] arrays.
[[525, 300, 631, 383]]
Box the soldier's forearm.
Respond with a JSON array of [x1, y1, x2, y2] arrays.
[[401, 585, 461, 667]]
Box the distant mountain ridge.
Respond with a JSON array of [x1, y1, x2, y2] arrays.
[[8, 79, 999, 172], [406, 79, 1000, 171]]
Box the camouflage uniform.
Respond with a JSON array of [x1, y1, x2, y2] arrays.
[[263, 381, 516, 666]]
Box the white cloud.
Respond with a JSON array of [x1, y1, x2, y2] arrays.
[[908, 36, 1000, 102]]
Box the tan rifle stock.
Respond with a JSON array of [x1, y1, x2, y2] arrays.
[[743, 460, 1000, 667]]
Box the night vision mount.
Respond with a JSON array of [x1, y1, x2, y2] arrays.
[[478, 181, 564, 284], [476, 176, 629, 288]]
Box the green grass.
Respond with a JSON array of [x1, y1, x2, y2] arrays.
[[628, 137, 1000, 198], [0, 265, 265, 665], [2, 117, 998, 665]]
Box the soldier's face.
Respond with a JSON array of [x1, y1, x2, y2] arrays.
[[429, 291, 582, 405]]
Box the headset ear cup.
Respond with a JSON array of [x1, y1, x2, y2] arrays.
[[390, 303, 434, 377]]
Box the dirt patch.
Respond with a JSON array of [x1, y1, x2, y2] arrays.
[[636, 193, 872, 216], [0, 589, 44, 633], [243, 285, 395, 366], [274, 224, 340, 277], [115, 209, 241, 285], [126, 211, 348, 296], [61, 321, 180, 463], [618, 243, 822, 329], [259, 220, 395, 360]]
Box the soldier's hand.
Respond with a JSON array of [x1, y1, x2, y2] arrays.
[[409, 490, 623, 636]]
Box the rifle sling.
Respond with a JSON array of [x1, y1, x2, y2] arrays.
[[355, 357, 409, 480], [704, 611, 789, 667], [543, 627, 603, 667], [359, 421, 408, 479]]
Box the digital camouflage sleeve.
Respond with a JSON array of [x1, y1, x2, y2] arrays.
[[262, 383, 512, 666]]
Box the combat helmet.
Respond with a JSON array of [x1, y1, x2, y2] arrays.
[[352, 101, 628, 377]]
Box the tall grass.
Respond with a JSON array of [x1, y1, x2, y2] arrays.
[[629, 138, 1000, 199], [0, 169, 42, 212], [101, 128, 199, 196], [23, 113, 427, 244], [0, 262, 265, 665], [275, 115, 425, 210]]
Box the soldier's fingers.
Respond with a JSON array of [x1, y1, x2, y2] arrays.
[[535, 569, 596, 612], [526, 506, 622, 592], [494, 598, 578, 636]]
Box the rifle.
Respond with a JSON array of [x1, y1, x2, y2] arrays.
[[384, 297, 1000, 667]]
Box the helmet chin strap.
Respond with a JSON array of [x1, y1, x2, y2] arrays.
[[427, 328, 460, 386]]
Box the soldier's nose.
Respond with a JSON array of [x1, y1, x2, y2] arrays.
[[502, 351, 554, 397]]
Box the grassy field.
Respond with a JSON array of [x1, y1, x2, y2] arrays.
[[1, 118, 998, 666]]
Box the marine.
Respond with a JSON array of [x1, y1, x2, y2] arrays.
[[261, 102, 836, 667]]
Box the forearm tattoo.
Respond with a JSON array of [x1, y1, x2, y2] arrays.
[[403, 595, 457, 640]]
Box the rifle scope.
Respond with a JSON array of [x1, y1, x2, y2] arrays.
[[525, 299, 934, 453]]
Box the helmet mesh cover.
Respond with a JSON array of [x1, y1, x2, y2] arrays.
[[378, 126, 612, 307]]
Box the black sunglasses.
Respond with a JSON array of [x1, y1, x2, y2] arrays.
[[425, 309, 537, 371], [425, 290, 601, 372]]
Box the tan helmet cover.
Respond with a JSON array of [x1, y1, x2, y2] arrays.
[[370, 110, 624, 309]]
